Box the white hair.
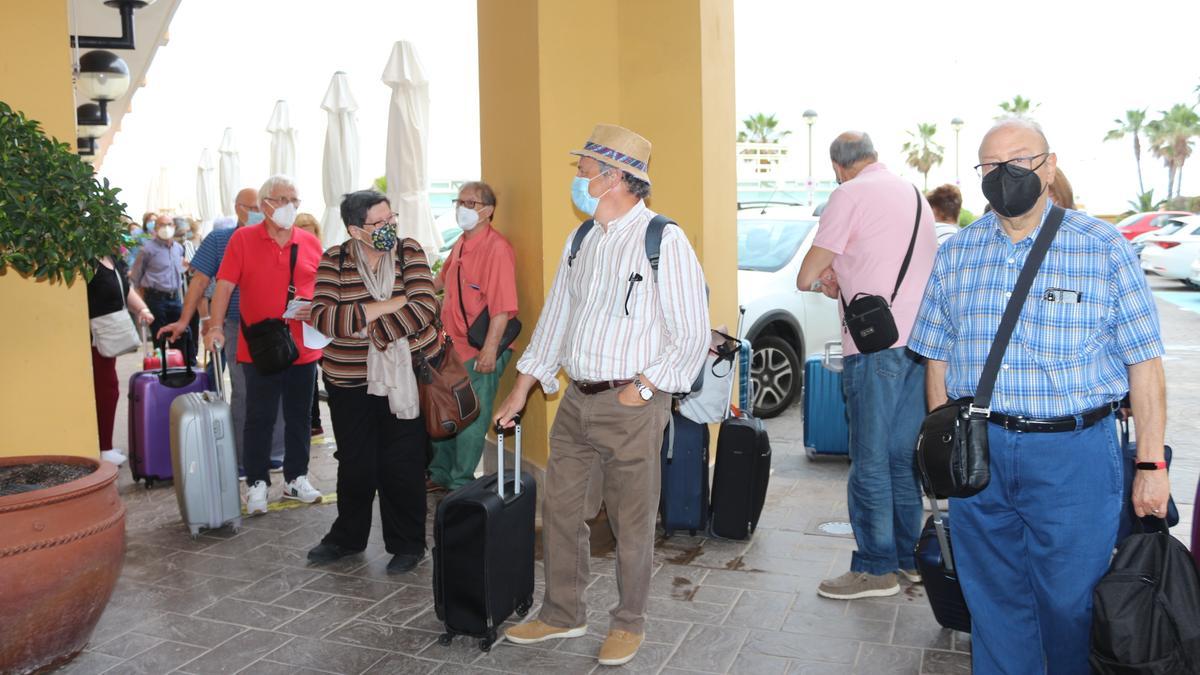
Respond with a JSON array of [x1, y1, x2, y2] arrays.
[[258, 174, 297, 202], [986, 116, 1050, 153]]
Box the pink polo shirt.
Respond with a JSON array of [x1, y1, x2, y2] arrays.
[[440, 224, 519, 362], [812, 163, 937, 356]]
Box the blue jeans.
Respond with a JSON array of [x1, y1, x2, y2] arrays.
[[952, 418, 1121, 675], [241, 361, 316, 486], [842, 347, 925, 575]]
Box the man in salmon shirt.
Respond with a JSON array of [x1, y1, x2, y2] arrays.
[[797, 132, 938, 600], [205, 175, 325, 514], [428, 181, 519, 491]]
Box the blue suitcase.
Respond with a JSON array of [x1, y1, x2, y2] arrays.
[[659, 412, 710, 537], [915, 495, 972, 633], [803, 341, 849, 458]]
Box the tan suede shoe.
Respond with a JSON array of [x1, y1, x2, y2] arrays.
[[598, 629, 643, 666], [504, 620, 587, 645]]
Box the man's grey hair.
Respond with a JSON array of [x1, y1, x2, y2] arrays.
[[258, 174, 297, 202], [829, 132, 878, 168], [987, 116, 1050, 153], [597, 161, 651, 200]]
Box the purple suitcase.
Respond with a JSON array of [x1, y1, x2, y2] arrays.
[[129, 343, 208, 487]]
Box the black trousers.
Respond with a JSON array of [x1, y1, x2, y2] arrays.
[[242, 361, 315, 485], [322, 380, 428, 555]]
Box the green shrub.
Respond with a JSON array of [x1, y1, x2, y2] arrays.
[[958, 207, 976, 227]]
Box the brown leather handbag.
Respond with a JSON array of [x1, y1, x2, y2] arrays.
[[413, 334, 480, 440]]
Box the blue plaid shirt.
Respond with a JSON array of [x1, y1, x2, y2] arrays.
[[190, 227, 240, 320], [909, 203, 1163, 418]]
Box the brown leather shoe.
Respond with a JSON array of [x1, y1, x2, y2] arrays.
[[598, 629, 643, 666], [504, 620, 587, 645]]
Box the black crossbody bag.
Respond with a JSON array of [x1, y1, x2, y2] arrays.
[[916, 205, 1065, 498], [840, 185, 923, 354], [241, 244, 300, 375], [453, 243, 521, 353]]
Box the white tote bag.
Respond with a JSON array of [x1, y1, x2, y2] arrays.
[[90, 265, 140, 358], [678, 330, 741, 424]]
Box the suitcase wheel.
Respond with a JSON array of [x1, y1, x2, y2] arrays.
[[438, 633, 453, 647], [144, 478, 154, 490], [689, 529, 697, 536], [479, 630, 497, 652], [664, 528, 675, 538], [516, 598, 532, 618]]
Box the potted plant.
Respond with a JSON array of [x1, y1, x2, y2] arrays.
[[0, 101, 129, 673]]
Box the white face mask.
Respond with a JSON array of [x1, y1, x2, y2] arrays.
[[155, 225, 175, 240], [270, 202, 297, 229], [456, 205, 481, 231]]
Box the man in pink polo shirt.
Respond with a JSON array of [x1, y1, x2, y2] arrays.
[[797, 132, 937, 600], [428, 181, 519, 491], [205, 175, 325, 514]]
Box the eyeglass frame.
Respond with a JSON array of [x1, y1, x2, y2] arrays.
[[453, 198, 493, 210], [973, 153, 1050, 178], [357, 213, 397, 230], [263, 196, 302, 209]]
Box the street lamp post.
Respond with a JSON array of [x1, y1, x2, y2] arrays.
[[951, 117, 964, 185], [803, 109, 818, 206]]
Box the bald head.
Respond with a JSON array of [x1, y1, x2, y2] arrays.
[[155, 214, 172, 228], [830, 132, 877, 168], [234, 187, 262, 226], [979, 117, 1050, 162]]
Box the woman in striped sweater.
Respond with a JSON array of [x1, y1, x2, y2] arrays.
[[306, 189, 442, 575]]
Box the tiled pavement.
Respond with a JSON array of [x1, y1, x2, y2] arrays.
[[53, 278, 1196, 675]]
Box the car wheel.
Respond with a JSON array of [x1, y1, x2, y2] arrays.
[[1184, 279, 1200, 290], [750, 335, 800, 419]]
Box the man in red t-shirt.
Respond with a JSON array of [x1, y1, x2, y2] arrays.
[[205, 175, 325, 514]]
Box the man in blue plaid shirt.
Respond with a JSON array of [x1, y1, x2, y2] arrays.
[[909, 118, 1170, 675]]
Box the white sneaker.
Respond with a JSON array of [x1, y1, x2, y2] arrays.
[[245, 480, 269, 515], [100, 449, 127, 466], [282, 475, 322, 504]]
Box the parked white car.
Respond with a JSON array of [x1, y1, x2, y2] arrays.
[[738, 203, 840, 418], [1189, 256, 1200, 287], [1140, 215, 1200, 287], [1131, 218, 1188, 258]]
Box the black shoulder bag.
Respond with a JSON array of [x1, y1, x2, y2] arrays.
[[840, 185, 923, 353], [240, 244, 300, 375], [453, 241, 521, 353], [916, 205, 1065, 498]]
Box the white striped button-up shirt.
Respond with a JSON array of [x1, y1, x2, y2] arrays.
[[518, 201, 710, 394]]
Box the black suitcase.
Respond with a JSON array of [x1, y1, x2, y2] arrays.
[[708, 412, 771, 540], [914, 494, 972, 633], [433, 415, 536, 651]]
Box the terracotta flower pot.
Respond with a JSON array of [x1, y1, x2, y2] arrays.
[[0, 456, 126, 674]]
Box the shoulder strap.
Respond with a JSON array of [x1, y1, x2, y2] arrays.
[[455, 249, 471, 325], [890, 185, 923, 304], [974, 206, 1066, 410], [286, 243, 299, 302], [645, 214, 676, 283], [567, 219, 596, 268]]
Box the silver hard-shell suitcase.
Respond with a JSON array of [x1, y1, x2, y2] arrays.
[[169, 350, 241, 537]]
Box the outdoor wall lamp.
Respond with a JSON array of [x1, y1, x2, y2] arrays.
[[76, 103, 108, 156], [70, 0, 157, 50], [76, 50, 131, 119]]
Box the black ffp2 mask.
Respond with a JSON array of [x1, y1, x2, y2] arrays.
[[981, 160, 1046, 218]]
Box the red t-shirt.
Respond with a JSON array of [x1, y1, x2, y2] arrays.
[[217, 224, 324, 365], [440, 224, 519, 361]]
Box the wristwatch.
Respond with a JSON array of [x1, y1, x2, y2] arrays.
[[634, 377, 653, 401]]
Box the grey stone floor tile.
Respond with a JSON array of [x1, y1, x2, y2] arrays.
[[263, 638, 388, 674], [740, 629, 861, 665], [428, 664, 508, 675], [276, 595, 375, 638], [274, 589, 333, 611], [360, 585, 436, 626], [920, 648, 971, 674], [324, 620, 439, 655], [303, 573, 402, 601], [854, 642, 921, 674], [241, 660, 338, 675], [730, 649, 792, 675], [703, 568, 804, 593], [786, 662, 854, 674], [157, 575, 253, 615], [724, 590, 794, 630], [134, 612, 244, 647], [177, 630, 292, 675], [197, 598, 302, 630], [644, 596, 733, 624], [648, 564, 710, 599], [416, 632, 486, 665], [403, 608, 446, 634], [52, 650, 125, 674], [202, 532, 278, 558], [845, 599, 899, 622], [164, 551, 282, 583], [558, 635, 673, 672], [88, 603, 163, 645], [780, 612, 893, 644], [789, 592, 851, 619], [666, 623, 749, 673], [89, 631, 161, 660], [102, 640, 207, 675], [890, 606, 952, 651], [478, 642, 597, 674], [237, 567, 326, 604], [361, 654, 442, 675], [690, 584, 742, 605], [951, 631, 971, 654]]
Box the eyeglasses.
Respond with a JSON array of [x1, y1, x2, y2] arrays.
[[454, 199, 491, 210], [236, 203, 261, 212], [362, 213, 397, 229], [974, 153, 1049, 178], [263, 196, 302, 208]]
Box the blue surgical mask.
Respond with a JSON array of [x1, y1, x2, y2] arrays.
[[571, 171, 611, 216], [244, 210, 265, 226]]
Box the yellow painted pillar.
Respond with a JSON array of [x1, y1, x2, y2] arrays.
[[0, 1, 102, 458], [477, 0, 736, 467]]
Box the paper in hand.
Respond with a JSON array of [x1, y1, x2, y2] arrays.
[[302, 323, 333, 349], [282, 299, 312, 319]]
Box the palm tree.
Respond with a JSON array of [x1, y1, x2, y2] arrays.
[[1127, 189, 1164, 213], [995, 95, 1039, 119], [901, 123, 944, 190], [737, 113, 791, 144], [1145, 104, 1200, 200], [1104, 109, 1148, 196]]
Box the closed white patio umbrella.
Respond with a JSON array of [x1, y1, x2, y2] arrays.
[[382, 41, 442, 263], [195, 148, 221, 235], [218, 128, 241, 218], [320, 72, 359, 247], [146, 166, 176, 214], [267, 100, 296, 177]]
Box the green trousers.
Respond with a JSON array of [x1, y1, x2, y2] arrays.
[[429, 348, 511, 490]]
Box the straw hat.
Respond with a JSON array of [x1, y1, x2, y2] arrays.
[[569, 124, 652, 184]]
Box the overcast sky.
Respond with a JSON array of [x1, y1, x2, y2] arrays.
[[99, 0, 1200, 221]]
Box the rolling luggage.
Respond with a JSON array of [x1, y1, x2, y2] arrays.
[[914, 492, 972, 633], [129, 336, 209, 487], [433, 415, 536, 652], [170, 352, 241, 537], [708, 339, 772, 540], [140, 324, 184, 370], [659, 411, 710, 537], [803, 341, 849, 458]]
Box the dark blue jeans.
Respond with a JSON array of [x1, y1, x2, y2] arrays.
[[241, 361, 316, 486], [842, 347, 925, 575], [952, 418, 1121, 675]]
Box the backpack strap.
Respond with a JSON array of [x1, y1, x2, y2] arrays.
[[567, 219, 596, 268], [644, 214, 676, 283]]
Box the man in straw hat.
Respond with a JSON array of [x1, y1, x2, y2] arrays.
[[495, 124, 710, 666]]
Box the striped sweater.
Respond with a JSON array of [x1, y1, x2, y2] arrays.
[[310, 237, 442, 387]]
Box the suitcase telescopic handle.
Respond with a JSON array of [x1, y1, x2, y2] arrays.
[[494, 413, 522, 499], [209, 347, 226, 400]]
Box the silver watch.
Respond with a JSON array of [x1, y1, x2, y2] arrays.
[[634, 378, 653, 401]]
